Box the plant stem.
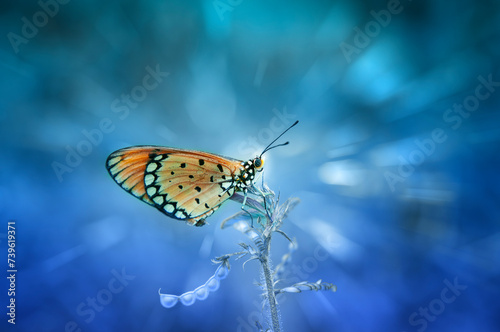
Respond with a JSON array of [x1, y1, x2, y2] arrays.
[[261, 236, 281, 332]]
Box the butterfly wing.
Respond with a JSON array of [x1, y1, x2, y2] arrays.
[[106, 146, 242, 226], [106, 146, 155, 206]]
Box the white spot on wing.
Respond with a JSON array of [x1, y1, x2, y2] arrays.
[[147, 186, 157, 197], [175, 210, 186, 219], [165, 204, 175, 213], [146, 163, 158, 173], [108, 157, 121, 167], [153, 195, 164, 205], [110, 165, 121, 176], [145, 174, 155, 186]]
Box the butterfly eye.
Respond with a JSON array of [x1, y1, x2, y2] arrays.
[[254, 158, 263, 169]]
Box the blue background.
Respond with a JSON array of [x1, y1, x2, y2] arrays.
[[1, 0, 499, 331]]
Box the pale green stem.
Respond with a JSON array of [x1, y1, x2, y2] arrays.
[[260, 235, 281, 332]]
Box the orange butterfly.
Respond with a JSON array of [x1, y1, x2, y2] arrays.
[[106, 121, 298, 227]]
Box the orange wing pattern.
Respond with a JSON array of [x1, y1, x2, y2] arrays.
[[106, 147, 154, 206], [106, 146, 244, 226]]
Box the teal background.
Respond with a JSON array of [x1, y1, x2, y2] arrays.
[[1, 0, 499, 331]]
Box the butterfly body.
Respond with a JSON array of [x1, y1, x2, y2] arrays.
[[106, 146, 264, 226]]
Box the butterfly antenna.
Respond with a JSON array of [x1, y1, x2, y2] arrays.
[[260, 120, 299, 157]]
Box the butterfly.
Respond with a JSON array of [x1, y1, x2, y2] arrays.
[[106, 121, 298, 227]]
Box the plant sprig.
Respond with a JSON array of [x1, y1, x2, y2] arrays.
[[159, 184, 336, 332]]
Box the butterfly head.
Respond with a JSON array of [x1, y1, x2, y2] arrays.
[[237, 120, 299, 190], [236, 157, 264, 188], [253, 157, 264, 172]]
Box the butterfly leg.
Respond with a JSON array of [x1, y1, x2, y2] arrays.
[[254, 185, 272, 199], [251, 185, 274, 223], [240, 188, 256, 227], [241, 188, 248, 207]]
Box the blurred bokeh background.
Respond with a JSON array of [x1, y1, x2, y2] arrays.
[[1, 0, 499, 331]]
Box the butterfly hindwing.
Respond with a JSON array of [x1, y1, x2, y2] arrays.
[[106, 146, 242, 226], [144, 150, 239, 226]]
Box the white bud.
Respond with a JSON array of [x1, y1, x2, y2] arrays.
[[282, 287, 301, 293], [206, 276, 220, 292], [159, 294, 179, 308], [194, 285, 209, 300], [179, 292, 196, 306], [215, 264, 229, 280]]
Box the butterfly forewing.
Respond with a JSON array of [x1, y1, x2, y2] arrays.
[[106, 147, 155, 206], [106, 146, 242, 226]]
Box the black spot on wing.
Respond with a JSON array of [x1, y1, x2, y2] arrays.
[[199, 159, 205, 166], [217, 164, 223, 172]]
